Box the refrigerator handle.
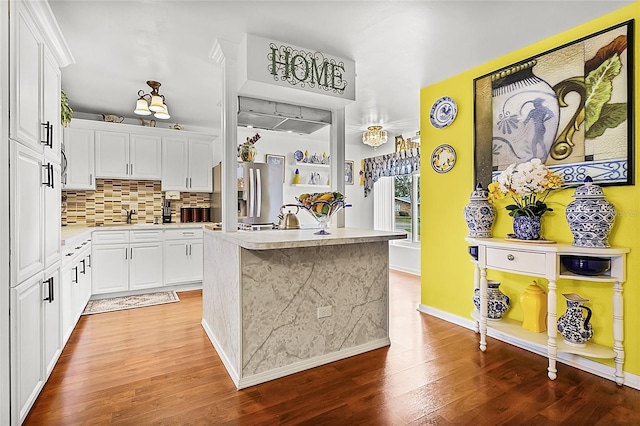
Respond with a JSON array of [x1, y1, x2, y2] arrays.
[[248, 167, 255, 218], [255, 167, 262, 218]]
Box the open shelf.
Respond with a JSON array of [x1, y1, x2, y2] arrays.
[[291, 184, 330, 189], [293, 163, 330, 169]]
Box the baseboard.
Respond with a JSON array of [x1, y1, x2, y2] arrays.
[[200, 319, 240, 387], [236, 338, 391, 389], [418, 303, 640, 390], [90, 282, 202, 300], [390, 265, 420, 276]]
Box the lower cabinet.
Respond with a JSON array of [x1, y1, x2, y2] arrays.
[[10, 264, 61, 425], [61, 239, 92, 346], [91, 230, 163, 294], [163, 228, 203, 285]]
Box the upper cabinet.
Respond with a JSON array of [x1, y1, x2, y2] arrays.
[[162, 136, 214, 192], [63, 126, 95, 190], [95, 130, 161, 180], [9, 0, 73, 159]]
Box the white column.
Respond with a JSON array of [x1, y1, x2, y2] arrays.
[[211, 40, 239, 233], [330, 108, 346, 228]]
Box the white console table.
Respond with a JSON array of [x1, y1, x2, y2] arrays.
[[467, 237, 629, 385]]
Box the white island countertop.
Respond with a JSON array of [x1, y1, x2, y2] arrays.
[[203, 226, 406, 250]]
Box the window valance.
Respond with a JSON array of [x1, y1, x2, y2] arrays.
[[362, 148, 420, 197]]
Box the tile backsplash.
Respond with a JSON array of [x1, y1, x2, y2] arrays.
[[62, 179, 211, 226]]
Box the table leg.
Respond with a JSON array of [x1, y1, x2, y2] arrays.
[[613, 281, 625, 386], [479, 267, 487, 352], [547, 278, 557, 380]]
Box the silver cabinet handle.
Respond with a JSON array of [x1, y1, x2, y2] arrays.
[[130, 164, 133, 175], [126, 163, 129, 175], [130, 247, 133, 259], [507, 254, 515, 261], [125, 247, 128, 260], [189, 177, 192, 188], [185, 244, 188, 256], [90, 173, 93, 185], [186, 177, 189, 188]]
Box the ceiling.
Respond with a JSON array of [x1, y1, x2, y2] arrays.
[[49, 0, 633, 143]]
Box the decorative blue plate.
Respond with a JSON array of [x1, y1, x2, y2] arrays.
[[294, 150, 304, 162], [430, 96, 457, 129], [431, 144, 456, 173]]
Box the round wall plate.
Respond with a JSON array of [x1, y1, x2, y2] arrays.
[[430, 96, 458, 129], [431, 144, 456, 173]]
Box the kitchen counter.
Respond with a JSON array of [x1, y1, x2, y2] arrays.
[[201, 227, 406, 389]]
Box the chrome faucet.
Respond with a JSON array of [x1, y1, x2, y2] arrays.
[[123, 208, 136, 224]]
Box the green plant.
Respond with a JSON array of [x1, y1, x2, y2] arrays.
[[61, 90, 73, 127]]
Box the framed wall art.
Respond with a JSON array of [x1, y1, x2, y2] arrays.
[[345, 160, 354, 185], [266, 154, 286, 182], [474, 20, 634, 187]]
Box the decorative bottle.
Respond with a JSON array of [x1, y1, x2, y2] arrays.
[[520, 281, 547, 332], [473, 280, 510, 320], [292, 169, 300, 184], [464, 183, 496, 238], [565, 176, 616, 247]]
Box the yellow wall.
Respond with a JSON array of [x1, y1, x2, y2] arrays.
[[420, 2, 640, 375]]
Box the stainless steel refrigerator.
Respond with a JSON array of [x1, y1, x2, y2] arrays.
[[211, 162, 283, 225]]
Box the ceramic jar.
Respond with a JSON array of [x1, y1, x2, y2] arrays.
[[520, 281, 547, 332], [464, 183, 496, 238], [238, 142, 257, 162], [473, 280, 510, 320], [565, 176, 616, 247], [491, 60, 560, 170], [557, 293, 594, 347], [513, 215, 542, 240]]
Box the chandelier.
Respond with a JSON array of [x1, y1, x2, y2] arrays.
[[362, 125, 388, 147], [134, 80, 170, 119]]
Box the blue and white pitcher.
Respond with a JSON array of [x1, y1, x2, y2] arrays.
[[557, 293, 593, 347]]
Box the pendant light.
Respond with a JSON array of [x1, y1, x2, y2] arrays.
[[134, 80, 170, 119]]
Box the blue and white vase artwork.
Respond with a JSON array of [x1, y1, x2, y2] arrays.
[[491, 60, 560, 171], [513, 215, 541, 240], [464, 183, 496, 238], [473, 280, 510, 320], [565, 176, 616, 247], [557, 293, 594, 347]]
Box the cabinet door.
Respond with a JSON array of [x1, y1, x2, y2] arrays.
[[161, 137, 189, 191], [163, 240, 189, 285], [188, 138, 213, 192], [10, 274, 44, 424], [91, 244, 129, 294], [11, 4, 42, 151], [63, 127, 95, 190], [11, 143, 44, 284], [95, 131, 129, 179], [43, 162, 61, 268], [130, 134, 162, 180], [43, 266, 61, 379], [129, 243, 163, 290], [60, 262, 74, 346], [75, 248, 92, 313], [42, 47, 61, 163], [188, 241, 204, 282]]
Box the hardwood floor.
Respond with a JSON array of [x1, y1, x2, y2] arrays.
[[25, 270, 640, 425]]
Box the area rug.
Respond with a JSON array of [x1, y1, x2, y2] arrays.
[[82, 291, 180, 315]]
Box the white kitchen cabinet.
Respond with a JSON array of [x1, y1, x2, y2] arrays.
[[42, 264, 61, 379], [161, 136, 213, 192], [95, 130, 161, 180], [10, 274, 44, 424], [163, 228, 204, 285], [11, 143, 44, 284], [44, 162, 61, 268], [42, 47, 62, 163], [61, 239, 91, 345], [92, 230, 163, 294], [62, 127, 95, 190]]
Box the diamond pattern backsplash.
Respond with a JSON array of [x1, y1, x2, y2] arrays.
[[62, 179, 211, 226]]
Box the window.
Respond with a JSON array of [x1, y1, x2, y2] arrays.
[[394, 173, 420, 242]]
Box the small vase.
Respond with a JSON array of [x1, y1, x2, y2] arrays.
[[464, 183, 496, 238], [473, 280, 510, 320], [513, 215, 541, 240], [520, 281, 547, 332], [557, 293, 594, 347], [566, 176, 616, 248], [238, 143, 257, 162]]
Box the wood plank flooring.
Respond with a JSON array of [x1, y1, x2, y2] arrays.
[[25, 270, 640, 425]]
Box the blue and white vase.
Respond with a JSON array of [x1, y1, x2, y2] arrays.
[[513, 215, 541, 240], [557, 293, 593, 347], [565, 176, 616, 247], [464, 183, 496, 238], [473, 280, 510, 320]]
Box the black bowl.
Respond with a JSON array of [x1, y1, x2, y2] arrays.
[[468, 245, 478, 260], [561, 256, 611, 276]]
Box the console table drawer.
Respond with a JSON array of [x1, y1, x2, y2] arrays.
[[486, 248, 544, 275]]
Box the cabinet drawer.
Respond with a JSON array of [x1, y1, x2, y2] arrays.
[[92, 230, 129, 245], [130, 230, 163, 243], [164, 228, 203, 240], [486, 247, 545, 275]]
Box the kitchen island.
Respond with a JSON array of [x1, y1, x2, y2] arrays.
[[201, 226, 406, 389]]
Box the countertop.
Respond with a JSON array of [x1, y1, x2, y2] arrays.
[[203, 226, 406, 250], [61, 222, 217, 247]]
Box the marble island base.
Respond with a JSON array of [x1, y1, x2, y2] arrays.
[[201, 227, 405, 389]]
